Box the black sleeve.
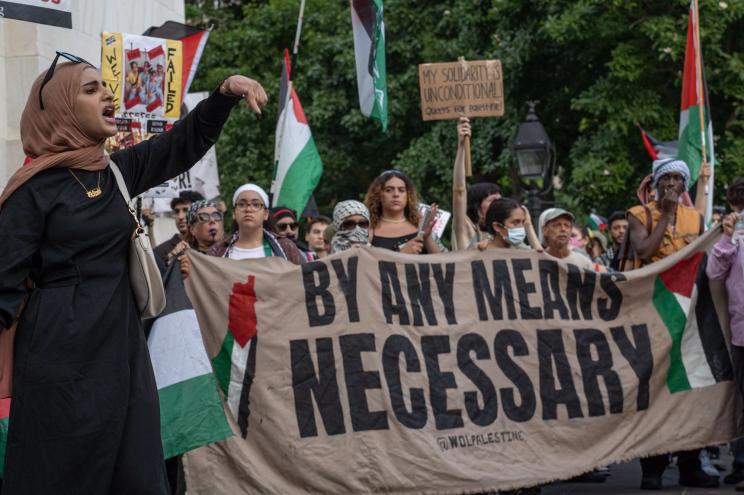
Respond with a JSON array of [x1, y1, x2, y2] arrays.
[[0, 184, 45, 329], [110, 90, 240, 197]]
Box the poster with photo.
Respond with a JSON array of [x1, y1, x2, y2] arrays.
[[101, 31, 183, 122]]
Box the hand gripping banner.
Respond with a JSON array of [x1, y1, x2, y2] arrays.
[[183, 226, 742, 494]]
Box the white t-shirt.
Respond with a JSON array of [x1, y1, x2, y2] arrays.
[[229, 245, 267, 260]]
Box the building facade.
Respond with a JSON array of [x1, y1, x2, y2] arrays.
[[0, 0, 184, 187]]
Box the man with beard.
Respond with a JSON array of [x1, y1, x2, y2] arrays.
[[269, 206, 314, 261], [599, 210, 628, 269]]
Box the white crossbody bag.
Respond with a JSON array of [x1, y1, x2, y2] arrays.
[[109, 162, 166, 319]]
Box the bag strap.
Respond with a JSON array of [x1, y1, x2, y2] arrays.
[[109, 161, 142, 238], [108, 161, 132, 203]]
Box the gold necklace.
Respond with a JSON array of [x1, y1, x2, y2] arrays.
[[68, 169, 102, 198], [381, 216, 406, 223]]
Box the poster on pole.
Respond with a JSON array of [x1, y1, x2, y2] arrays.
[[0, 0, 72, 29], [418, 60, 504, 121], [101, 32, 183, 122]]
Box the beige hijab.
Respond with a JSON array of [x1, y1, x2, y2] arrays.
[[0, 62, 108, 207]]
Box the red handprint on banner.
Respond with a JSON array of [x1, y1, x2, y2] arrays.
[[228, 275, 258, 347]]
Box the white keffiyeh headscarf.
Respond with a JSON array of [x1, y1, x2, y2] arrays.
[[331, 200, 370, 253]]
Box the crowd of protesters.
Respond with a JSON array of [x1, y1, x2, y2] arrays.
[[142, 114, 744, 493], [5, 56, 737, 495]]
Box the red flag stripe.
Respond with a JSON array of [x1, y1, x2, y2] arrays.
[[148, 45, 165, 60], [680, 7, 698, 111], [658, 251, 704, 298]]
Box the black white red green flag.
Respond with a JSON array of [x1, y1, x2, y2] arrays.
[[350, 0, 389, 131], [678, 1, 714, 218]]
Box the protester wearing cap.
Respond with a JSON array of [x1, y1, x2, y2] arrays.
[[204, 184, 305, 265], [331, 200, 371, 254], [587, 230, 608, 262], [626, 159, 712, 490], [269, 206, 299, 240], [628, 158, 704, 267], [540, 208, 605, 272], [154, 190, 205, 262], [268, 206, 315, 260]]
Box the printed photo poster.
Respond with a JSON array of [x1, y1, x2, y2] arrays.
[[417, 203, 451, 240], [101, 31, 183, 121]]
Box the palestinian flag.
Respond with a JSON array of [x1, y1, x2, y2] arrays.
[[0, 398, 9, 476], [147, 265, 232, 459], [209, 274, 259, 439], [143, 20, 210, 96], [652, 251, 733, 393], [587, 213, 607, 233], [350, 0, 388, 131], [638, 126, 678, 161], [271, 50, 323, 215], [678, 1, 714, 214]]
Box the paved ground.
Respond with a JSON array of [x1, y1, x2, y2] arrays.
[[541, 450, 738, 495]]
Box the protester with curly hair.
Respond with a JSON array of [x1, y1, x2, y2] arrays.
[[364, 169, 442, 254]]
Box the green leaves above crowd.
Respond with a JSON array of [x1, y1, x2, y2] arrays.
[[186, 0, 744, 218]]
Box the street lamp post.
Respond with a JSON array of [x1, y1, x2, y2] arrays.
[[512, 102, 555, 225]]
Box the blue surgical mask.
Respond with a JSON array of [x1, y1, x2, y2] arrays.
[[502, 227, 526, 247]]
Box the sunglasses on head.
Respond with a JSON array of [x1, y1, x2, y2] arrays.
[[379, 169, 404, 179], [340, 219, 370, 231], [276, 222, 299, 232], [194, 211, 224, 223], [39, 51, 95, 110]]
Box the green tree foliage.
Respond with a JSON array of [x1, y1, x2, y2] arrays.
[[187, 0, 744, 219]]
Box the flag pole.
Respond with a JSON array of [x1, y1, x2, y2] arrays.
[[290, 0, 307, 73], [692, 0, 707, 166], [692, 0, 711, 220]]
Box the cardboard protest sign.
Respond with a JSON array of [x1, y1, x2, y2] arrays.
[[182, 227, 742, 494], [418, 59, 504, 121]]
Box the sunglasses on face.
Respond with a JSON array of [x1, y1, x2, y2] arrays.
[[340, 219, 370, 231], [39, 51, 95, 110], [194, 211, 224, 223], [276, 222, 298, 232]]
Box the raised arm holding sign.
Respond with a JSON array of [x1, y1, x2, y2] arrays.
[[418, 58, 505, 250]]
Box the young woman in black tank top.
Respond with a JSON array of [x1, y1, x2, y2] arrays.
[[364, 170, 442, 254]]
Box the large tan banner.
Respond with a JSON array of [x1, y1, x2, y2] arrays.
[[183, 227, 743, 494]]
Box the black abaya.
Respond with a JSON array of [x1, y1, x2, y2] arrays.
[[0, 91, 238, 494]]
